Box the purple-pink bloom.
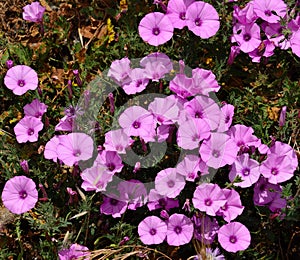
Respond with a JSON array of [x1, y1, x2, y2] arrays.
[[177, 117, 211, 150], [57, 133, 94, 166], [44, 135, 60, 162], [218, 222, 251, 253], [118, 106, 156, 142], [233, 2, 257, 25], [148, 96, 180, 125], [229, 153, 260, 188], [14, 116, 43, 143], [122, 68, 149, 94], [262, 22, 290, 50], [94, 150, 123, 174], [23, 99, 47, 119], [248, 39, 275, 62], [138, 216, 167, 245], [218, 103, 235, 131], [192, 214, 219, 244], [260, 154, 294, 184], [176, 154, 201, 182], [155, 168, 186, 198], [55, 115, 73, 132], [1, 175, 38, 214], [184, 95, 221, 131], [166, 213, 194, 246], [199, 132, 239, 169], [186, 1, 220, 38], [104, 129, 134, 154], [268, 192, 287, 212], [22, 1, 45, 23], [140, 52, 173, 73], [252, 0, 287, 23], [290, 26, 300, 58], [100, 196, 127, 218], [138, 12, 174, 46], [81, 164, 113, 192], [118, 180, 147, 210], [232, 22, 261, 53], [217, 188, 244, 222], [192, 183, 226, 216], [58, 243, 90, 260], [191, 68, 220, 96], [4, 65, 38, 95], [107, 57, 131, 86], [253, 177, 282, 205], [169, 74, 194, 98], [147, 189, 179, 211], [166, 0, 195, 29], [20, 160, 29, 174], [227, 45, 241, 65]]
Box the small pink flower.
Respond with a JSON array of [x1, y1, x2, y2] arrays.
[[4, 65, 38, 95], [22, 1, 45, 23], [14, 116, 43, 143]]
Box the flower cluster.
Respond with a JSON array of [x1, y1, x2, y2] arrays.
[[138, 0, 220, 46], [229, 0, 300, 62]]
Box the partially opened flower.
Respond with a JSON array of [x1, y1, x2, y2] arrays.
[[140, 52, 173, 72], [22, 1, 45, 23], [186, 1, 220, 38], [166, 213, 194, 246], [138, 12, 174, 46], [253, 177, 282, 205], [122, 68, 149, 94], [218, 222, 251, 253], [218, 103, 235, 131], [176, 154, 201, 182], [44, 135, 60, 162], [138, 216, 167, 245], [191, 68, 220, 96], [58, 243, 90, 260], [107, 57, 131, 86], [252, 0, 287, 23], [23, 99, 48, 119], [2, 175, 38, 214], [233, 2, 257, 25], [14, 116, 43, 143], [4, 65, 38, 95], [95, 150, 123, 174], [192, 183, 226, 216], [57, 133, 94, 166]]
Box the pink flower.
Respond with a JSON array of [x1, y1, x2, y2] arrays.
[[216, 189, 244, 222], [44, 135, 60, 162], [1, 176, 38, 214], [107, 57, 131, 86], [23, 99, 48, 119], [22, 2, 45, 23], [4, 65, 38, 95], [122, 68, 149, 94], [191, 68, 220, 96], [186, 1, 220, 38], [118, 106, 156, 142], [58, 243, 89, 260], [232, 23, 261, 53], [218, 222, 251, 253], [138, 12, 174, 46], [199, 132, 239, 169], [57, 133, 94, 166], [166, 213, 194, 246], [147, 189, 179, 211], [104, 129, 134, 154], [138, 216, 167, 245], [192, 183, 226, 216], [155, 168, 186, 198], [14, 116, 43, 143], [166, 0, 195, 29], [252, 0, 287, 23], [81, 165, 113, 192], [94, 150, 123, 174], [100, 196, 127, 218], [176, 154, 202, 181], [229, 153, 260, 188]]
